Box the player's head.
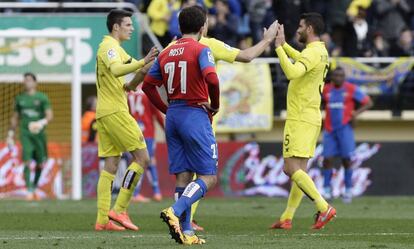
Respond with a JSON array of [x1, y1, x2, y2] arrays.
[[192, 5, 209, 37], [179, 5, 207, 40], [107, 9, 134, 41], [297, 12, 324, 43], [23, 72, 37, 91], [331, 67, 345, 87]]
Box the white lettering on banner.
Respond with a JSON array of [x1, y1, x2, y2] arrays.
[[0, 27, 92, 67], [218, 114, 270, 128], [182, 182, 200, 198], [238, 142, 379, 198]]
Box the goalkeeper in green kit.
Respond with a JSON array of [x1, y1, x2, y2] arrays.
[[6, 72, 53, 201]]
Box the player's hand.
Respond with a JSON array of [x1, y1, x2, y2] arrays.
[[6, 130, 15, 150], [144, 46, 159, 64], [275, 24, 285, 48], [28, 119, 48, 134], [198, 102, 219, 116], [263, 20, 278, 43]]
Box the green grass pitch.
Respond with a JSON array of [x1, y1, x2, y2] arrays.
[[0, 197, 413, 248]]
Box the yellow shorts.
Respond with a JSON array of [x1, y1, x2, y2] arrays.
[[283, 120, 321, 158], [97, 111, 146, 157]]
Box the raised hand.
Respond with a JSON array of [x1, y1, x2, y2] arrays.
[[263, 20, 278, 43], [144, 46, 159, 64], [275, 23, 286, 48]]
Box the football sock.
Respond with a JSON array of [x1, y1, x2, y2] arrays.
[[190, 174, 199, 221], [344, 168, 353, 189], [291, 170, 328, 213], [175, 187, 192, 232], [323, 168, 333, 188], [172, 179, 207, 217], [33, 165, 42, 189], [280, 181, 303, 221], [114, 162, 144, 213], [96, 170, 115, 224], [23, 164, 33, 192], [148, 165, 161, 194]]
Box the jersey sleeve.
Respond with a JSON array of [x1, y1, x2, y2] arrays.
[[353, 85, 370, 104], [297, 47, 320, 72], [42, 94, 51, 110], [100, 44, 123, 69], [198, 47, 216, 78], [205, 38, 239, 63], [14, 96, 20, 113], [143, 58, 163, 87]]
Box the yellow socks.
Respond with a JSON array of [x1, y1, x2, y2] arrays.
[[291, 170, 328, 213], [280, 181, 303, 221], [96, 170, 115, 225], [113, 162, 144, 213]]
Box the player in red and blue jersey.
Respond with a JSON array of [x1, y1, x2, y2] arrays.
[[142, 6, 219, 245], [128, 86, 164, 202], [322, 67, 373, 202]]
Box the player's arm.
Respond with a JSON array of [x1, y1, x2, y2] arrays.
[[105, 47, 158, 77], [142, 58, 168, 114], [28, 95, 53, 134], [7, 111, 19, 149], [199, 47, 220, 114], [235, 20, 278, 62], [124, 60, 155, 91], [352, 86, 373, 118], [281, 43, 301, 61]]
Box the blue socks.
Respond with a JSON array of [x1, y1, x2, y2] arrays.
[[344, 168, 353, 189], [174, 187, 191, 232], [172, 179, 207, 218], [323, 168, 333, 188]]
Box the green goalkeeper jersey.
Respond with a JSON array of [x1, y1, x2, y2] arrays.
[[14, 92, 51, 134]]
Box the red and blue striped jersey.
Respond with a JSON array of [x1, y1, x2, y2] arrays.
[[323, 82, 370, 132]]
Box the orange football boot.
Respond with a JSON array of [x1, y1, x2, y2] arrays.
[[95, 220, 126, 231], [108, 210, 139, 231], [312, 206, 337, 229], [269, 219, 292, 230]]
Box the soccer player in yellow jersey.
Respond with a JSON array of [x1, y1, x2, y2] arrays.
[[269, 13, 336, 230], [187, 6, 279, 231], [94, 9, 158, 231]]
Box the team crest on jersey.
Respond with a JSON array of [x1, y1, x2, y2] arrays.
[[107, 49, 116, 59], [207, 51, 215, 64]]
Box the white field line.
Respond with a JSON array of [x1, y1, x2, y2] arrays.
[[0, 233, 413, 240]]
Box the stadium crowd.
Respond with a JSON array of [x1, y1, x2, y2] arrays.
[[5, 0, 414, 57]]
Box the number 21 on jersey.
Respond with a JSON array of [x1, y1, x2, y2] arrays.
[[164, 61, 187, 94]]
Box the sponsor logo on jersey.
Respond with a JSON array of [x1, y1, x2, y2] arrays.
[[107, 48, 116, 59]]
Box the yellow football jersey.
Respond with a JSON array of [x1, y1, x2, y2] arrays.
[[199, 37, 240, 63], [95, 35, 142, 119], [276, 41, 329, 126]]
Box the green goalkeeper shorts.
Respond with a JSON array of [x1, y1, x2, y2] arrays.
[[20, 132, 48, 163]]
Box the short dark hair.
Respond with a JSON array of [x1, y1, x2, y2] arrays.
[[300, 12, 325, 36], [179, 6, 206, 34], [106, 9, 133, 32], [24, 72, 37, 82]]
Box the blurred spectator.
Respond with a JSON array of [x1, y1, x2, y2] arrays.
[[321, 33, 341, 57], [342, 7, 372, 57], [244, 0, 273, 45], [208, 0, 239, 47], [147, 0, 181, 47], [372, 0, 411, 41], [346, 0, 372, 17], [389, 28, 414, 57], [368, 31, 390, 57], [273, 0, 310, 44], [82, 96, 98, 143]]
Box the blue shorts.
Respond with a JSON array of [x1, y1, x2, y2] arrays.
[[145, 138, 155, 159], [166, 102, 218, 175], [323, 124, 355, 159]]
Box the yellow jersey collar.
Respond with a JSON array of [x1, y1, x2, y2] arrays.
[[104, 35, 120, 45], [306, 41, 324, 48]]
